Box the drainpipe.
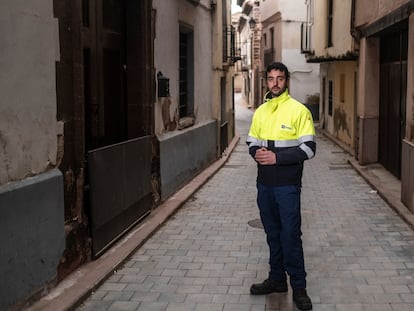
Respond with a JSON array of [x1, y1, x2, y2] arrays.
[[350, 0, 360, 43], [350, 0, 360, 161]]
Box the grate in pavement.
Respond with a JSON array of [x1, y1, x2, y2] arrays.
[[248, 218, 264, 229]]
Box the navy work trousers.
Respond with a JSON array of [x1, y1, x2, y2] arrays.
[[257, 183, 307, 290]]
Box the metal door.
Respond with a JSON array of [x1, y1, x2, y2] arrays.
[[88, 137, 152, 257]]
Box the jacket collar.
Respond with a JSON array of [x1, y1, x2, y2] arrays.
[[265, 89, 290, 110]]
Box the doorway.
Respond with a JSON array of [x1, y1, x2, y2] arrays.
[[378, 21, 408, 178], [82, 0, 154, 257]]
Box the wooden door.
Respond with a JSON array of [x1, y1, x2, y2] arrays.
[[379, 21, 408, 178], [82, 0, 154, 257]]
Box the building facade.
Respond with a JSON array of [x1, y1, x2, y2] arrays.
[[302, 0, 358, 154], [0, 2, 64, 309], [353, 0, 414, 211], [235, 0, 319, 109], [153, 0, 236, 201], [0, 0, 235, 309], [303, 0, 414, 212], [236, 0, 262, 108], [259, 0, 319, 108]]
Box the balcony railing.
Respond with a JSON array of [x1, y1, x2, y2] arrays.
[[223, 25, 241, 64]]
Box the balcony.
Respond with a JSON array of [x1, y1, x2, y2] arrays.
[[223, 25, 241, 64]]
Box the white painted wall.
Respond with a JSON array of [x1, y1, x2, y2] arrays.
[[283, 49, 319, 104], [260, 0, 319, 104], [261, 0, 306, 22], [153, 0, 214, 136], [0, 1, 60, 185]]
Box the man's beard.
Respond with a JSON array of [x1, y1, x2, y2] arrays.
[[270, 86, 287, 98]]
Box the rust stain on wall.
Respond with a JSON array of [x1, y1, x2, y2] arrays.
[[57, 168, 91, 281], [161, 97, 177, 131], [333, 106, 351, 138]]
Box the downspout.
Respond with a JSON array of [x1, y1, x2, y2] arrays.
[[350, 0, 360, 44], [350, 0, 360, 160]]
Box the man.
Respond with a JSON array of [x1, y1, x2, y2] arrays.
[[246, 62, 316, 311]]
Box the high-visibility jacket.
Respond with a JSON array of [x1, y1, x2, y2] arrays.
[[246, 89, 316, 186]]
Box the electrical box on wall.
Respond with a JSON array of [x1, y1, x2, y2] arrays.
[[157, 71, 170, 97]]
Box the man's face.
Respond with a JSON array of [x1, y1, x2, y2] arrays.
[[266, 69, 287, 97]]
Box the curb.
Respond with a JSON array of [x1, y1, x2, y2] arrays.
[[348, 158, 414, 231], [319, 127, 414, 231], [28, 134, 241, 311]]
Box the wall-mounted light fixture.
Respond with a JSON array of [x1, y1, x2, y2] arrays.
[[210, 0, 217, 10], [249, 17, 256, 29]]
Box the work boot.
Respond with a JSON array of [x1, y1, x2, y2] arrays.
[[293, 288, 312, 310], [250, 278, 288, 295]]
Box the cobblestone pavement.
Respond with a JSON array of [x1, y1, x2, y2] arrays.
[[77, 94, 414, 311]]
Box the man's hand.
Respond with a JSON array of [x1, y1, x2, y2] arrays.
[[255, 147, 276, 165]]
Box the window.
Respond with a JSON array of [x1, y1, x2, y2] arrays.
[[340, 74, 345, 102], [306, 0, 314, 23], [301, 0, 313, 53], [264, 28, 275, 66], [222, 0, 228, 62], [223, 26, 238, 63], [328, 80, 333, 116], [327, 0, 333, 47], [322, 77, 326, 114], [270, 27, 274, 50], [179, 25, 194, 118]]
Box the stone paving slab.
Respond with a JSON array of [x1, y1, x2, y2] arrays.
[[29, 94, 414, 311], [75, 98, 414, 311]]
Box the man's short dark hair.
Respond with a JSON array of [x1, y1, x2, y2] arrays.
[[266, 62, 290, 80]]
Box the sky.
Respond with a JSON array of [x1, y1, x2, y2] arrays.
[[231, 0, 242, 13]]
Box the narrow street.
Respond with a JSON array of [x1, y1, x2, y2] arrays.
[[75, 93, 414, 311]]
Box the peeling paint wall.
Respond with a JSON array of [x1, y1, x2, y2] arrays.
[[321, 61, 357, 152], [311, 0, 355, 59], [0, 1, 65, 309], [153, 0, 214, 137], [0, 1, 60, 185], [152, 0, 234, 200]]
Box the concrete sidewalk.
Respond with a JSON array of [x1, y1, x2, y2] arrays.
[[29, 95, 414, 311]]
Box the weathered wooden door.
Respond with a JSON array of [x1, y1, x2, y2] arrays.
[[83, 0, 154, 257], [85, 0, 126, 149], [379, 21, 407, 179]]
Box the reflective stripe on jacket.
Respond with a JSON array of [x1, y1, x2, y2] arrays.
[[246, 90, 316, 186]]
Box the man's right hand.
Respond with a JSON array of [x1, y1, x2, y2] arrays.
[[255, 147, 276, 165]]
